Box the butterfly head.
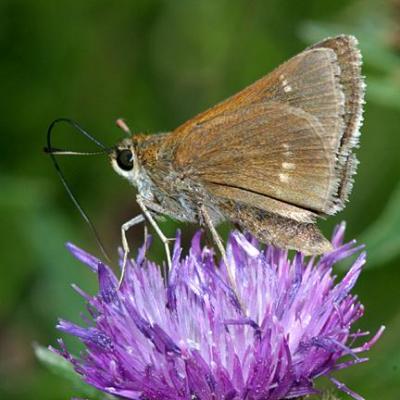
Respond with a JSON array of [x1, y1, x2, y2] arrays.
[[110, 137, 141, 185]]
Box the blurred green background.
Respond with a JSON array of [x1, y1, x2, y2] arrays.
[[1, 0, 399, 399]]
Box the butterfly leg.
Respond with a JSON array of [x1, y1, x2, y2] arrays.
[[119, 213, 146, 287], [199, 205, 244, 312], [136, 195, 174, 273]]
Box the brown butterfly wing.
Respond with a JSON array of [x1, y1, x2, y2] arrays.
[[165, 35, 363, 221], [309, 35, 364, 209], [172, 101, 336, 218]]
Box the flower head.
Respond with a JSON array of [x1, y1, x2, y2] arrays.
[[52, 223, 384, 400]]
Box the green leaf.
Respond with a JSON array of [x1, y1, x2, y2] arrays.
[[34, 343, 77, 380], [34, 344, 115, 400], [360, 182, 400, 267]]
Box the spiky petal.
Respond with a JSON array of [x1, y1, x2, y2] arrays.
[[51, 223, 384, 399]]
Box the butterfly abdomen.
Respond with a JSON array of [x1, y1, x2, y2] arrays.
[[220, 200, 333, 255]]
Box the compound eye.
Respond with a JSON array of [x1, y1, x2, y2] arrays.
[[116, 149, 133, 171]]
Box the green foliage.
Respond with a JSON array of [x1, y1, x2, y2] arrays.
[[34, 345, 115, 399], [361, 181, 400, 267], [320, 393, 341, 400]]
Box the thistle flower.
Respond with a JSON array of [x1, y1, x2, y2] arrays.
[[52, 223, 384, 400]]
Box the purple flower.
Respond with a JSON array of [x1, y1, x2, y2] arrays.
[[51, 223, 384, 400]]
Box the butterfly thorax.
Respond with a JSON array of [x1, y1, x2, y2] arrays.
[[134, 133, 224, 224]]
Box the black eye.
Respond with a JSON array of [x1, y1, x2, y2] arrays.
[[116, 149, 134, 171]]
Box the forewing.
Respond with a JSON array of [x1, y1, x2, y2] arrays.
[[166, 35, 363, 217], [174, 102, 336, 216]]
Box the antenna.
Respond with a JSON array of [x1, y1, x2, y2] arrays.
[[45, 118, 112, 262]]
